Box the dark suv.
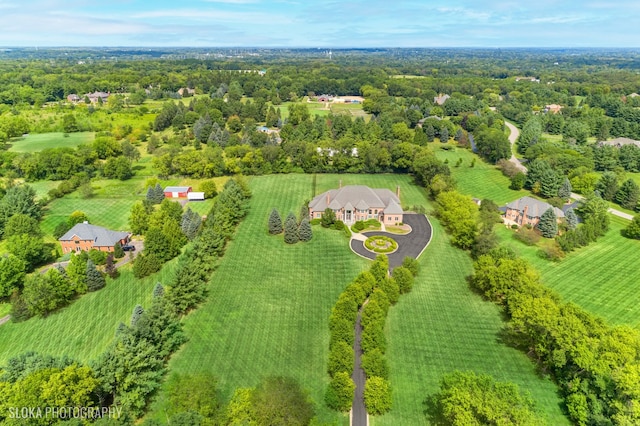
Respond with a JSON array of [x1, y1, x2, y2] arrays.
[[122, 244, 136, 252]]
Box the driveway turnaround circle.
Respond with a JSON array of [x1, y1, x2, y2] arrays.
[[350, 213, 432, 269]]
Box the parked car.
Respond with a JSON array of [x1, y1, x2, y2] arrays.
[[122, 244, 136, 252]]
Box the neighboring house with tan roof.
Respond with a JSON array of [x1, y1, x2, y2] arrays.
[[309, 185, 403, 225], [85, 91, 110, 104], [544, 104, 563, 114], [502, 196, 564, 228], [59, 222, 130, 254]]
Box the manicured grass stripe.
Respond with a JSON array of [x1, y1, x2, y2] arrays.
[[497, 216, 640, 327], [8, 132, 95, 152], [373, 214, 569, 425], [0, 264, 178, 364], [433, 143, 527, 205]]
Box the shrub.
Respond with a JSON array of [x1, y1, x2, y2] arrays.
[[401, 257, 420, 277], [364, 236, 398, 254], [88, 249, 108, 266], [538, 242, 565, 261], [361, 323, 386, 354], [325, 372, 355, 412], [361, 349, 389, 380], [364, 376, 392, 415], [132, 253, 162, 278], [321, 208, 336, 228], [624, 215, 640, 239], [514, 227, 541, 246], [352, 220, 365, 232], [310, 218, 321, 225], [392, 267, 414, 294], [379, 277, 400, 305], [510, 172, 526, 190], [327, 341, 354, 377], [329, 317, 354, 348]]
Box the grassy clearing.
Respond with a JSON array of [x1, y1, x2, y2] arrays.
[[0, 264, 177, 365], [0, 303, 10, 318], [149, 174, 372, 424], [495, 216, 640, 327], [374, 213, 569, 426], [8, 132, 94, 152], [432, 142, 527, 204]]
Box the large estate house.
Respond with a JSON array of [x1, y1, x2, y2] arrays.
[[59, 222, 130, 254], [502, 196, 565, 227], [308, 185, 404, 225]]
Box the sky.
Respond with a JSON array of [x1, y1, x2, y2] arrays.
[[0, 0, 639, 48]]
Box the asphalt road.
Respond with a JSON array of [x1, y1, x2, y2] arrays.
[[350, 214, 433, 269], [351, 307, 367, 426]]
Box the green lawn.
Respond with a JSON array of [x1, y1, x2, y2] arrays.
[[0, 264, 177, 364], [495, 216, 640, 327], [8, 132, 94, 152], [433, 143, 527, 205], [374, 213, 569, 426]]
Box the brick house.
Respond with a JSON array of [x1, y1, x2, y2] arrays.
[[59, 223, 130, 254], [308, 185, 403, 226], [163, 186, 192, 198], [502, 196, 564, 228]]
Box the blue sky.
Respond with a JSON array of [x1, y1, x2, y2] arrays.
[[0, 0, 639, 47]]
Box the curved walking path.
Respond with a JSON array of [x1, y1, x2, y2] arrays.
[[505, 121, 527, 173], [505, 121, 632, 221], [350, 214, 433, 269]]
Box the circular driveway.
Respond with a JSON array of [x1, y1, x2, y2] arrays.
[[350, 213, 432, 269]]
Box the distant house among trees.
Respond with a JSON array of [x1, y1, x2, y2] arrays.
[[309, 185, 403, 226], [544, 104, 563, 114], [85, 91, 110, 104], [598, 137, 640, 148], [164, 186, 192, 198], [178, 87, 196, 97], [433, 94, 450, 105], [317, 94, 334, 102], [502, 196, 564, 228], [66, 94, 81, 103], [59, 222, 129, 254]]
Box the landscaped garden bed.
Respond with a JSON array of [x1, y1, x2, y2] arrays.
[[364, 235, 398, 254]]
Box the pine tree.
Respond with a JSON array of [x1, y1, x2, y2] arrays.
[[268, 208, 283, 235], [86, 259, 106, 291], [153, 183, 165, 204], [298, 218, 313, 242], [558, 178, 573, 200], [565, 207, 578, 230], [615, 179, 640, 210], [424, 124, 435, 142], [596, 171, 619, 201], [439, 127, 449, 142], [284, 212, 299, 244], [153, 282, 165, 298], [181, 208, 202, 240], [537, 207, 558, 238], [131, 304, 144, 327]]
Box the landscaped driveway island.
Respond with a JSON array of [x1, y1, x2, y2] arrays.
[[350, 213, 432, 269]]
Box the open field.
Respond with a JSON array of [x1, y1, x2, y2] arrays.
[[0, 264, 176, 364], [8, 132, 94, 152], [277, 98, 370, 121], [375, 212, 569, 425], [495, 216, 640, 327], [148, 173, 567, 425], [432, 142, 528, 204]]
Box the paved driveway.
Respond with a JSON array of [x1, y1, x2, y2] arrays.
[[350, 214, 432, 269]]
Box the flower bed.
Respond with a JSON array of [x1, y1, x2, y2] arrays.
[[364, 236, 398, 254]]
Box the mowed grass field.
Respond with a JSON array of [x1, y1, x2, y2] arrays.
[[8, 132, 94, 152], [0, 264, 177, 364], [149, 173, 567, 424], [433, 142, 527, 205], [496, 216, 640, 327], [375, 215, 569, 426]]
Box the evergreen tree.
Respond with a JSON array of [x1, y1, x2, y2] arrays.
[[131, 304, 144, 327], [537, 208, 558, 238], [104, 254, 118, 279], [113, 242, 125, 259], [413, 127, 427, 146], [86, 259, 106, 291], [321, 208, 336, 228], [596, 171, 619, 201], [439, 127, 449, 142], [298, 218, 313, 242], [268, 208, 283, 235], [615, 179, 640, 210], [558, 178, 573, 200], [153, 282, 165, 298], [298, 203, 309, 224], [181, 208, 202, 240], [284, 212, 299, 244], [424, 124, 435, 142], [565, 207, 578, 230], [624, 215, 640, 239]]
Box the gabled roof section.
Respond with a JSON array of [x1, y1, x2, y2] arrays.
[[164, 186, 191, 192], [504, 196, 565, 218], [309, 185, 402, 214], [59, 223, 129, 247], [384, 199, 403, 215]]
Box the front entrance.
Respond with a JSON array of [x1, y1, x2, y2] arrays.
[[345, 210, 352, 223]]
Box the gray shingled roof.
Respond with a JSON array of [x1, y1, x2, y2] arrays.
[[504, 196, 565, 218], [164, 186, 191, 193], [59, 223, 129, 247], [309, 185, 401, 213], [598, 137, 640, 148], [384, 199, 403, 215]]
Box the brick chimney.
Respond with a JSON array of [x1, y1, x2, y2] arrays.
[[396, 185, 400, 198]]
